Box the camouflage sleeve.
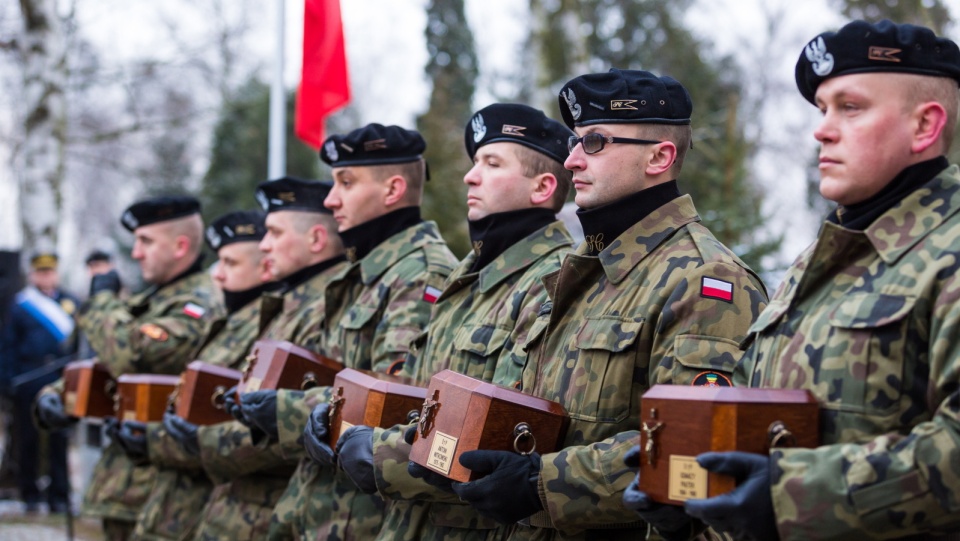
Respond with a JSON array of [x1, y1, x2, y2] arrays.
[[369, 268, 448, 373], [371, 423, 460, 503], [276, 386, 331, 460], [537, 431, 639, 529], [145, 420, 203, 471], [197, 420, 288, 485], [769, 292, 960, 539], [78, 291, 212, 375], [648, 261, 768, 385]]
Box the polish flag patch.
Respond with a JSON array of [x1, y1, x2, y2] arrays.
[[183, 302, 206, 319], [422, 286, 442, 304], [700, 277, 733, 303]]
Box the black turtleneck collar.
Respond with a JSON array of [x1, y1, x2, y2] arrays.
[[828, 156, 949, 231], [340, 207, 422, 263], [280, 256, 346, 292], [577, 180, 682, 255], [223, 281, 281, 315], [467, 208, 555, 273]]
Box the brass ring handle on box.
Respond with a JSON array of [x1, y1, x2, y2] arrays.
[[767, 420, 796, 448], [513, 422, 537, 455], [406, 409, 420, 424], [301, 372, 318, 390], [211, 385, 227, 410]]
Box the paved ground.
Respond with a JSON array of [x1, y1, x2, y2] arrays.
[[0, 420, 104, 540]]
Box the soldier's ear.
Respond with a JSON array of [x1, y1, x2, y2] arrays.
[[529, 173, 556, 207], [308, 224, 328, 254], [911, 101, 948, 155], [383, 175, 408, 207]]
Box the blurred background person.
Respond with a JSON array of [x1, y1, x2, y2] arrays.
[[0, 252, 79, 513]]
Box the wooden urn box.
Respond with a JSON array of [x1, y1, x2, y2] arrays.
[[327, 368, 428, 447], [173, 361, 242, 425], [62, 360, 116, 418], [638, 385, 819, 504], [237, 339, 343, 396], [409, 369, 569, 483], [116, 374, 180, 422]]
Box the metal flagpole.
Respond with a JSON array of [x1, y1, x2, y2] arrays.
[[268, 0, 286, 179]]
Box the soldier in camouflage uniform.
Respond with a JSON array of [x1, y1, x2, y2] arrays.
[[34, 196, 222, 541], [184, 178, 350, 541], [129, 210, 274, 540], [331, 103, 576, 541], [643, 20, 960, 541], [436, 70, 768, 541], [274, 123, 458, 541]]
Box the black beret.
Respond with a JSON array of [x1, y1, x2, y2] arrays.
[[320, 123, 426, 167], [205, 210, 267, 251], [121, 195, 201, 232], [255, 177, 333, 214], [796, 19, 960, 104], [465, 103, 573, 164], [84, 250, 111, 265], [558, 68, 692, 128], [30, 252, 58, 270]]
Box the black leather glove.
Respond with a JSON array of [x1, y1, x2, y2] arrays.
[[163, 411, 200, 457], [622, 446, 695, 541], [403, 424, 454, 493], [451, 450, 543, 525], [107, 419, 148, 462], [303, 402, 335, 466], [35, 393, 76, 430], [238, 389, 279, 443], [685, 451, 779, 541], [336, 425, 377, 494], [90, 270, 122, 296], [223, 385, 245, 423]]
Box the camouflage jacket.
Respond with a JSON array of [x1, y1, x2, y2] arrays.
[[72, 270, 222, 523], [134, 296, 265, 541], [735, 165, 960, 540], [270, 220, 457, 541], [192, 260, 350, 541], [370, 222, 574, 541], [196, 261, 351, 484], [509, 195, 768, 538]]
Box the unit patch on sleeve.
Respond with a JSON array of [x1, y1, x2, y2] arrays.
[[691, 371, 732, 387], [139, 323, 169, 342], [422, 285, 442, 304], [183, 302, 206, 319], [700, 277, 734, 303]]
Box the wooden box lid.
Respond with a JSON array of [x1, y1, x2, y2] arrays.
[[237, 339, 343, 395], [62, 360, 116, 418], [116, 374, 180, 423], [638, 385, 819, 504], [173, 361, 242, 425], [408, 369, 569, 482], [327, 368, 427, 447]]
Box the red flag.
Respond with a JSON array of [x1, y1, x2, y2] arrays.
[[296, 0, 350, 149]]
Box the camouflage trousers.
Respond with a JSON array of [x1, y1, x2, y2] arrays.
[[268, 458, 386, 541], [376, 501, 505, 541], [132, 468, 210, 541], [103, 517, 136, 541], [83, 444, 157, 522], [192, 473, 290, 541]]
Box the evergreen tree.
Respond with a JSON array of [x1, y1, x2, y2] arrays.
[[416, 0, 478, 258], [200, 77, 321, 224]]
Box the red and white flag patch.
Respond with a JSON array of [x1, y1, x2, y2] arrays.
[[422, 285, 442, 304], [700, 277, 733, 303], [183, 302, 206, 319]]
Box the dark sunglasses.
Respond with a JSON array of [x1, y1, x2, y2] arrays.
[[567, 133, 663, 155]]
